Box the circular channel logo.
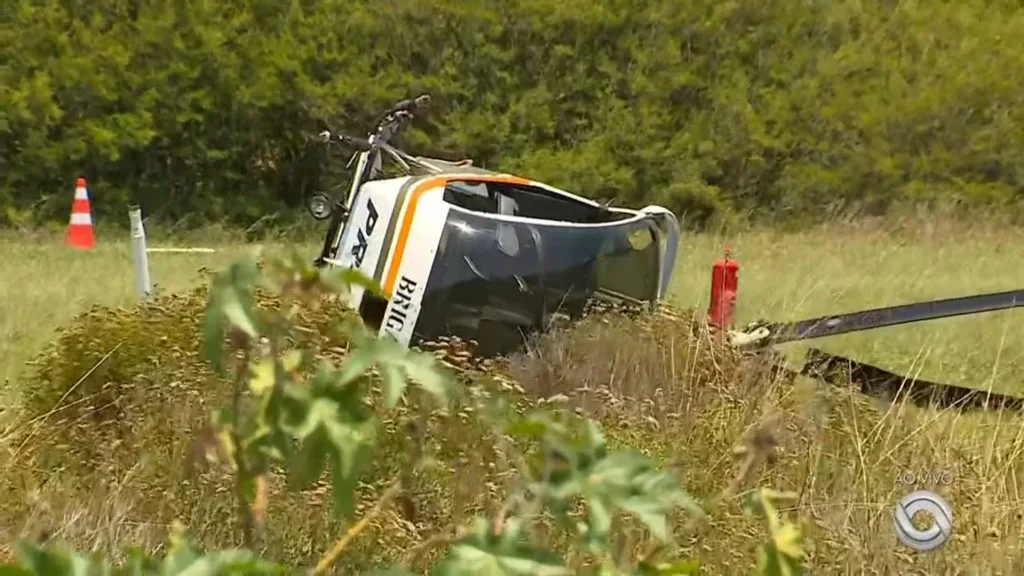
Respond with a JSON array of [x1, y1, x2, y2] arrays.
[[893, 490, 954, 552]]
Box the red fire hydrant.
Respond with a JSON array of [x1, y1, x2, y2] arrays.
[[706, 246, 739, 330]]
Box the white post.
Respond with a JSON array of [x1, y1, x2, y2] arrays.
[[128, 203, 151, 300]]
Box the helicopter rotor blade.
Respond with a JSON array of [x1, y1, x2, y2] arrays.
[[765, 288, 1024, 344]]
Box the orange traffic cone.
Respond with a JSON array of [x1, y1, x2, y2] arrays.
[[66, 177, 96, 249]]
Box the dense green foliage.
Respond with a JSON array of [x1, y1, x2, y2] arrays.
[[3, 0, 1024, 228]]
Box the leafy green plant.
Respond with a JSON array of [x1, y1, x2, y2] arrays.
[[1, 251, 805, 574], [744, 490, 804, 576]]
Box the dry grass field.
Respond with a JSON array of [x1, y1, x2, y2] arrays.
[[1, 214, 1023, 574]]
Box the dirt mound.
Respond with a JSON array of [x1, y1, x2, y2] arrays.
[[3, 287, 1024, 573]]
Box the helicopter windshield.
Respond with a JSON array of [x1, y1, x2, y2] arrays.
[[412, 208, 662, 354]]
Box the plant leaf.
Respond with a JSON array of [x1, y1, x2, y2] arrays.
[[637, 559, 702, 575], [249, 358, 275, 394], [200, 258, 262, 373], [430, 517, 571, 576], [221, 292, 257, 338], [380, 362, 406, 409]]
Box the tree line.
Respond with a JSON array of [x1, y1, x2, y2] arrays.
[[3, 0, 1024, 229]]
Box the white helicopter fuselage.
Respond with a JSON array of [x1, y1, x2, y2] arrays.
[[324, 166, 680, 354]]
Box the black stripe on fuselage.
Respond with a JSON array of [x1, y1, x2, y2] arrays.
[[372, 177, 419, 284]]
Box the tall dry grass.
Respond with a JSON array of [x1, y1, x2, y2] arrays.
[[1, 215, 1023, 574]]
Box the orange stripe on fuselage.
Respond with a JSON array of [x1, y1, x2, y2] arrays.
[[381, 174, 531, 296]]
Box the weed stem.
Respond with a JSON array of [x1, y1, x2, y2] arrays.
[[231, 346, 256, 548], [313, 477, 403, 575]]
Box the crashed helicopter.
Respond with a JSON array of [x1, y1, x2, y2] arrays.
[[309, 94, 680, 356], [309, 94, 1024, 411]]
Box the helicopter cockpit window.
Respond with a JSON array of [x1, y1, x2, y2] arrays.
[[496, 194, 520, 256], [442, 179, 629, 224], [413, 208, 663, 354], [444, 181, 495, 213], [593, 223, 659, 302], [413, 209, 546, 354], [443, 181, 520, 257]]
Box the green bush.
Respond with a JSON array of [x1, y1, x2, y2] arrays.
[[3, 0, 1024, 229]]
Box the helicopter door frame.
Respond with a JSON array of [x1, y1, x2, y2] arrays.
[[640, 206, 680, 300], [320, 145, 387, 265], [368, 173, 682, 348]]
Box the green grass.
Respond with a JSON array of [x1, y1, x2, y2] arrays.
[[8, 218, 1022, 395], [0, 231, 317, 383], [4, 218, 1023, 432], [1, 236, 237, 386], [2, 217, 1024, 573], [673, 217, 1024, 394]]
